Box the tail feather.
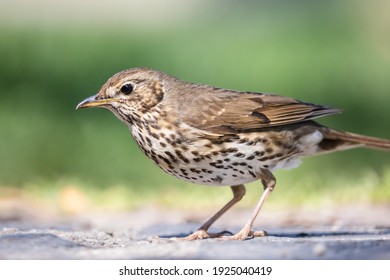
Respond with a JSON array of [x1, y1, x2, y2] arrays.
[[319, 128, 390, 153]]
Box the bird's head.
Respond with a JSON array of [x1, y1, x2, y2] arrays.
[[76, 68, 167, 124]]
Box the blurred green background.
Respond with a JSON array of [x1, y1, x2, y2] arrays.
[[0, 0, 389, 213]]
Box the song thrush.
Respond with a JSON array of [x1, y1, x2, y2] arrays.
[[77, 68, 390, 240]]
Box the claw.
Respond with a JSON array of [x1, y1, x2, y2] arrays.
[[170, 229, 267, 241], [219, 230, 268, 241], [252, 230, 267, 237], [172, 229, 233, 241]]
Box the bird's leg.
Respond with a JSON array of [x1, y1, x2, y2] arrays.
[[220, 169, 276, 240], [179, 184, 246, 240]]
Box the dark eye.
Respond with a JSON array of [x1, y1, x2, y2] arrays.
[[120, 83, 134, 95]]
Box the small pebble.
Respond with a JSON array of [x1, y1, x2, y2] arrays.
[[313, 243, 327, 256], [2, 227, 18, 233]]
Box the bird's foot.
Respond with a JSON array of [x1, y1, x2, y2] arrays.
[[173, 229, 233, 241], [219, 229, 267, 241]]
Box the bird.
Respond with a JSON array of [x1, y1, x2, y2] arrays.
[[76, 68, 390, 240]]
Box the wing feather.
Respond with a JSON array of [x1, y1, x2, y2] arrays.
[[179, 88, 341, 134]]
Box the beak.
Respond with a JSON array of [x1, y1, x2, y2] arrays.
[[76, 94, 114, 109]]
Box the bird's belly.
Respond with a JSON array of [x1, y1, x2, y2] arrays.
[[160, 153, 302, 186], [158, 147, 303, 186], [130, 125, 307, 186]]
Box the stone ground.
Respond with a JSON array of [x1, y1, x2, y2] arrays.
[[1, 203, 390, 259]]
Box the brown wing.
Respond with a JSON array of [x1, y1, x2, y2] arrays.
[[180, 88, 341, 134]]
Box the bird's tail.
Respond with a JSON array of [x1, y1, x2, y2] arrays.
[[318, 128, 390, 154]]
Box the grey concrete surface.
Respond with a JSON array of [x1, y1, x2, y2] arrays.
[[1, 205, 390, 259]]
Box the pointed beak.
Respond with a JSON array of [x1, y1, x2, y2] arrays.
[[76, 94, 113, 109]]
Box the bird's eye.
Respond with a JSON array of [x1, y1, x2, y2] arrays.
[[120, 83, 134, 95]]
